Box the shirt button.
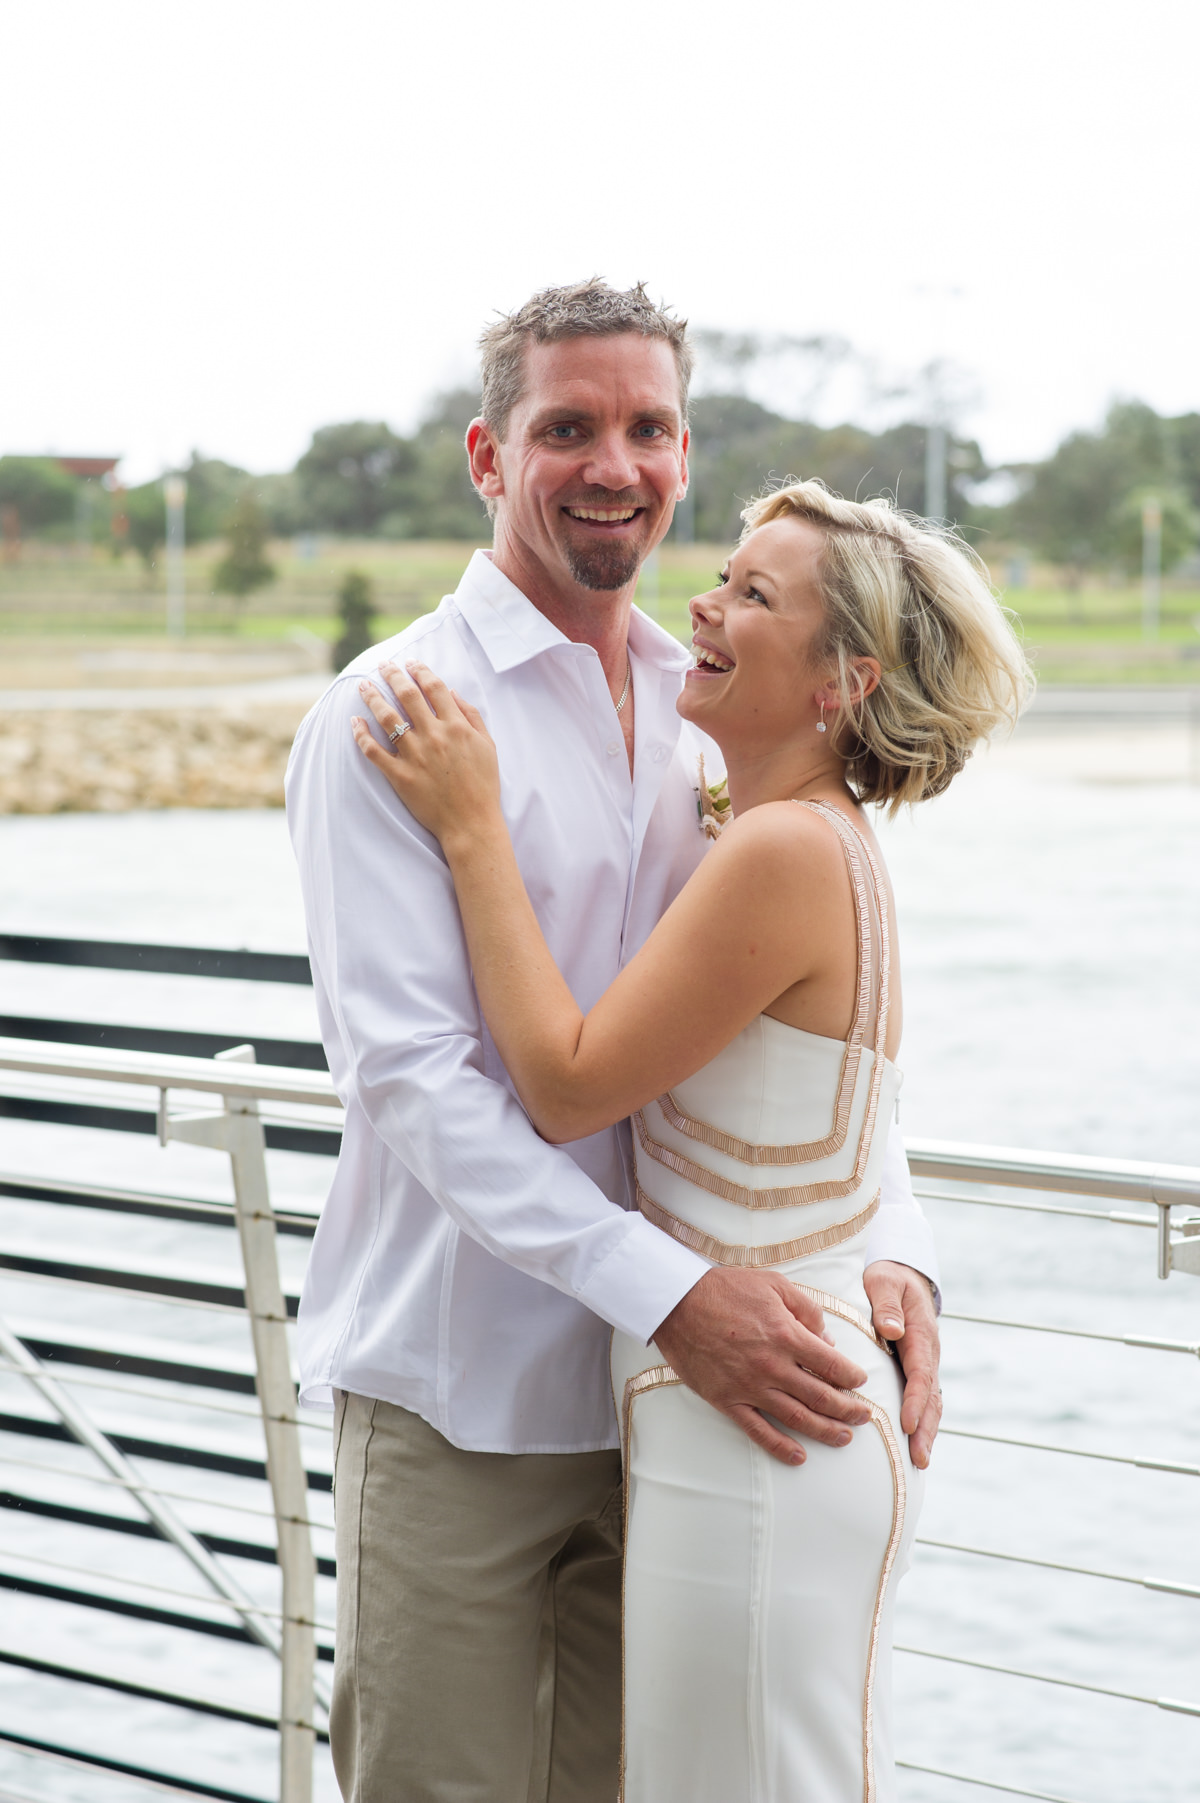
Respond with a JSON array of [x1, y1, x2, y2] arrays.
[[652, 745, 668, 763], [606, 741, 621, 757]]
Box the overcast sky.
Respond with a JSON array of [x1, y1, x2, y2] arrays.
[[4, 0, 1197, 484]]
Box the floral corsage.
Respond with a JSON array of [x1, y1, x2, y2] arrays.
[[696, 754, 732, 840]]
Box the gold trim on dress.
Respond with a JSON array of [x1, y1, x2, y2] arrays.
[[861, 1402, 906, 1803], [794, 1284, 896, 1355], [647, 801, 889, 1169], [618, 1363, 682, 1803], [635, 1182, 881, 1266], [636, 1104, 889, 1209]]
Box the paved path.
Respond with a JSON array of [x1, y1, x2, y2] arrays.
[[0, 673, 330, 712]]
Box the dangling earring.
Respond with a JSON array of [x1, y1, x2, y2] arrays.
[[816, 699, 828, 734]]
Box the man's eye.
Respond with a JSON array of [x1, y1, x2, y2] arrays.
[[635, 423, 665, 438], [549, 425, 579, 439]]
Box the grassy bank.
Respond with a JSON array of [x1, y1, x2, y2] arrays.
[[2, 539, 1199, 686]]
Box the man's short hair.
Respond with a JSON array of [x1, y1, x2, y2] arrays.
[[478, 278, 693, 441]]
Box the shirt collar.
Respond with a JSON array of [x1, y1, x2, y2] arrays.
[[454, 548, 691, 677]]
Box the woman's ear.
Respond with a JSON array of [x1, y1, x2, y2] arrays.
[[849, 656, 882, 702], [814, 657, 881, 715]]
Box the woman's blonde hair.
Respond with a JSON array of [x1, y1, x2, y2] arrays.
[[740, 480, 1033, 811]]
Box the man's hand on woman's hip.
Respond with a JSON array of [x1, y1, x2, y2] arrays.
[[862, 1260, 942, 1469], [652, 1268, 872, 1468]]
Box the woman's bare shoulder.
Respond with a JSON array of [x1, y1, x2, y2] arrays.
[[710, 799, 854, 886]]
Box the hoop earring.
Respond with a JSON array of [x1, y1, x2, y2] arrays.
[[816, 700, 828, 734]]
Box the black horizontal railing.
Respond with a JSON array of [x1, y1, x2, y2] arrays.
[[0, 1571, 334, 1664], [0, 1409, 332, 1490], [0, 1645, 317, 1737], [0, 1723, 274, 1803], [0, 1174, 319, 1235], [0, 933, 313, 986], [0, 1013, 328, 1071], [0, 1492, 336, 1579], [0, 1093, 341, 1158]]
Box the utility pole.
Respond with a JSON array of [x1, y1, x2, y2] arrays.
[[164, 475, 187, 639], [1141, 496, 1162, 640], [925, 422, 947, 524]]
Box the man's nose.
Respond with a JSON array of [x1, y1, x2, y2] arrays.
[[580, 430, 640, 493]]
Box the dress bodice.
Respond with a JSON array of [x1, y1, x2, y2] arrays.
[[633, 800, 900, 1273]]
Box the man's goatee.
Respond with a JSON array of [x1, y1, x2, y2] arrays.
[[565, 541, 643, 592]]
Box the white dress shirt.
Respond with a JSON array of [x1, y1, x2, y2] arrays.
[[287, 550, 939, 1453]]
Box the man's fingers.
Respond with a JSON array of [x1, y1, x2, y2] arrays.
[[866, 1276, 906, 1341], [782, 1328, 868, 1394], [909, 1385, 943, 1469], [776, 1280, 825, 1337], [726, 1404, 806, 1468]]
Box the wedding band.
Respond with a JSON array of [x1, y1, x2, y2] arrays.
[[388, 722, 411, 743]]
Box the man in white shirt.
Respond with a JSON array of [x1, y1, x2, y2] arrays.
[[287, 279, 942, 1803]]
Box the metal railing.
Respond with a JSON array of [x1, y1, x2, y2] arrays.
[[0, 932, 1197, 1802]]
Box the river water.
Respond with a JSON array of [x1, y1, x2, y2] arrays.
[[0, 727, 1197, 1803]]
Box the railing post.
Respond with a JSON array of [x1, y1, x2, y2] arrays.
[[216, 1048, 316, 1803]]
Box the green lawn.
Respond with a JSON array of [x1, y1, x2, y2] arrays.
[[2, 539, 1198, 685]]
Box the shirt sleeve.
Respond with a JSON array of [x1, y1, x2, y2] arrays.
[[862, 1117, 942, 1305], [286, 672, 710, 1345]]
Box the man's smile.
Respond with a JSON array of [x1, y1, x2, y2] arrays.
[[562, 504, 645, 530]]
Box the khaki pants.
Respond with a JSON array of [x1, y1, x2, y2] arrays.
[[331, 1391, 624, 1803]]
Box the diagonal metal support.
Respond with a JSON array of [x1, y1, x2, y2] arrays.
[[0, 1316, 283, 1662]]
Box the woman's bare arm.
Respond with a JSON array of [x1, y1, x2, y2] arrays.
[[354, 659, 848, 1143]]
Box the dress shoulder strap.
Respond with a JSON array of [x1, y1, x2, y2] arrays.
[[790, 799, 893, 1062]]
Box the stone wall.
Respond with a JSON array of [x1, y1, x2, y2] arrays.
[[0, 706, 310, 812]]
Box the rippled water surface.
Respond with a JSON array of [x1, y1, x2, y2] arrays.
[[0, 747, 1197, 1803]]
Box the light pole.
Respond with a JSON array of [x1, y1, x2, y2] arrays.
[[925, 422, 947, 524], [164, 475, 187, 639], [1141, 496, 1162, 640]]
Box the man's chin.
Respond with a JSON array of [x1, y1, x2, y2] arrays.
[[564, 539, 643, 592]]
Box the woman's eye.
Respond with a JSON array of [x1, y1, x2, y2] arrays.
[[748, 587, 768, 606], [716, 571, 729, 586]]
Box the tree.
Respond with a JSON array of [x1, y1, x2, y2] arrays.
[[123, 480, 167, 569], [1010, 400, 1179, 577], [333, 569, 379, 671], [175, 452, 250, 542], [295, 422, 416, 535], [212, 492, 276, 612], [681, 395, 988, 544], [0, 456, 79, 535]]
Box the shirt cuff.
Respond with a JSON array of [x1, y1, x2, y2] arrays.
[[576, 1214, 711, 1344], [863, 1206, 942, 1311]]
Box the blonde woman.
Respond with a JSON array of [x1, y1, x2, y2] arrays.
[[353, 482, 1028, 1802]]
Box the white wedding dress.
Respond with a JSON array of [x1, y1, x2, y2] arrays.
[[611, 800, 923, 1803]]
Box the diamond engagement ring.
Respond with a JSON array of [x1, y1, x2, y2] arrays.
[[388, 722, 411, 743]]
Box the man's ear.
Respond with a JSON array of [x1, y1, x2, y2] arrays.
[[677, 424, 690, 502], [467, 419, 504, 501]]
